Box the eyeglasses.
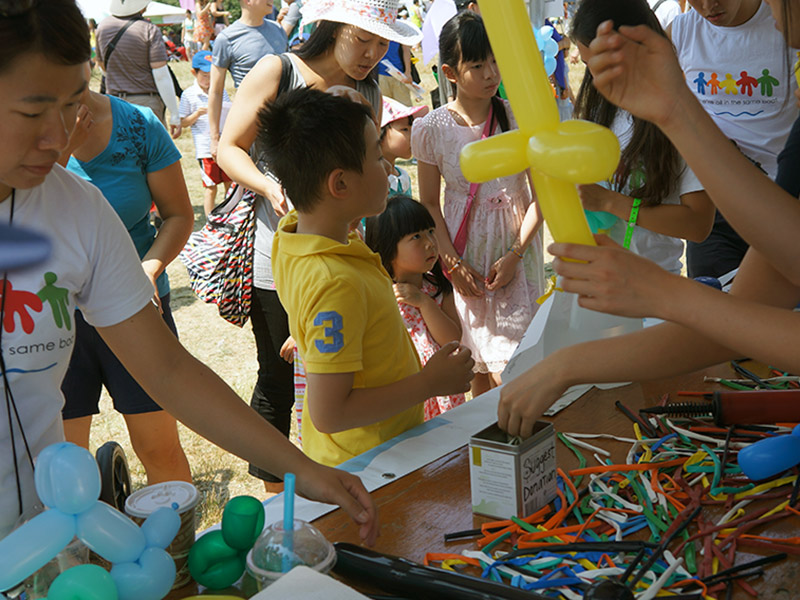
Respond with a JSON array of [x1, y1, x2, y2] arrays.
[[0, 0, 34, 18]]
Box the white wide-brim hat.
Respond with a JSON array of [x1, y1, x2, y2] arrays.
[[301, 0, 423, 46], [109, 0, 150, 17]]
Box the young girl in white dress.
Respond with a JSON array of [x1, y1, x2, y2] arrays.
[[412, 11, 545, 396]]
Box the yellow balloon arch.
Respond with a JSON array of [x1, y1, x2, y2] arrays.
[[459, 0, 621, 246]]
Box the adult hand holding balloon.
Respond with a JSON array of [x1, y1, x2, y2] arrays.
[[459, 0, 620, 246]]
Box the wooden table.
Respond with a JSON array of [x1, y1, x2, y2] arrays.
[[313, 364, 800, 599], [171, 363, 799, 598]]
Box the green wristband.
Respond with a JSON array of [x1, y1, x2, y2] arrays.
[[623, 197, 642, 250]]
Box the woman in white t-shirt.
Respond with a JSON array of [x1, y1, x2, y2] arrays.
[[571, 0, 714, 274], [0, 0, 377, 545]]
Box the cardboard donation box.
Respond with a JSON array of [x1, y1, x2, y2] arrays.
[[469, 422, 558, 520]]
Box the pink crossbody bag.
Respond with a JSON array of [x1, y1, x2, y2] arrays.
[[451, 103, 495, 257]]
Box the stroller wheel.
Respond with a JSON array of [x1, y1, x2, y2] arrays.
[[96, 441, 132, 512]]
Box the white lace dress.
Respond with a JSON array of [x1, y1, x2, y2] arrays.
[[411, 101, 545, 373]]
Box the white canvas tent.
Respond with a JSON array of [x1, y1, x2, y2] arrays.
[[76, 0, 185, 25]]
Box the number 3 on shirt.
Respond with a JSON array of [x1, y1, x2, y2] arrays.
[[314, 310, 344, 353]]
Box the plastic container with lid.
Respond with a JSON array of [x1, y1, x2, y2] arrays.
[[124, 481, 200, 589], [245, 519, 335, 590]]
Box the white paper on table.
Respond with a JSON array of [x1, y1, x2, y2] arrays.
[[249, 566, 370, 600], [233, 388, 503, 530], [503, 288, 642, 415]]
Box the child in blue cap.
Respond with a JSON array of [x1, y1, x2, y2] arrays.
[[179, 50, 232, 216]]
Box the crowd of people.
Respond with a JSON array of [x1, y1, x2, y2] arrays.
[[2, 0, 799, 570]]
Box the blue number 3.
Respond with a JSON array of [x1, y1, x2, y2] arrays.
[[314, 311, 344, 353]]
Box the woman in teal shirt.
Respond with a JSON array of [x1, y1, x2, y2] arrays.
[[58, 84, 195, 485]]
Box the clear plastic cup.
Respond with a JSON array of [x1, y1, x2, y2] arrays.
[[245, 519, 335, 590]]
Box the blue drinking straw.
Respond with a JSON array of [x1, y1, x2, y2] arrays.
[[282, 472, 296, 573]]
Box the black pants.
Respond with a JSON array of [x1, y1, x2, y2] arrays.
[[248, 287, 294, 482], [687, 211, 749, 279]]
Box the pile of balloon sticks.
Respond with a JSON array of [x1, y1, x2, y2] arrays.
[[427, 409, 799, 599]]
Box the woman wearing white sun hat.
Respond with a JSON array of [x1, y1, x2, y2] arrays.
[[217, 0, 421, 492]]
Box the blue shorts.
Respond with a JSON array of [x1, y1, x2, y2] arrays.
[[61, 294, 178, 419]]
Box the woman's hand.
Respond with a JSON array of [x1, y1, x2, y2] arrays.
[[295, 462, 380, 546], [142, 267, 163, 313], [263, 175, 288, 217], [486, 252, 520, 291], [550, 235, 679, 319], [449, 259, 485, 297], [394, 282, 426, 307], [587, 21, 687, 129], [280, 336, 295, 364], [325, 85, 379, 127], [498, 359, 569, 438], [57, 103, 94, 167]]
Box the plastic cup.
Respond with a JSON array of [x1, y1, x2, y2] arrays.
[[245, 519, 335, 591], [124, 481, 200, 588]]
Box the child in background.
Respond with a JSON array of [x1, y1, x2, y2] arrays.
[[182, 10, 197, 60], [179, 50, 232, 216], [261, 88, 474, 467], [412, 11, 545, 397], [572, 0, 714, 275], [366, 196, 466, 420], [380, 98, 428, 198]]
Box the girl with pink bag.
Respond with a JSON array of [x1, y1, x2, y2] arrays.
[[412, 11, 545, 397]]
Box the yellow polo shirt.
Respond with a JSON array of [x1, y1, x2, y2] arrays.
[[273, 211, 423, 466]]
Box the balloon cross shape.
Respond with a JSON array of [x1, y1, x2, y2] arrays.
[[459, 0, 621, 246], [0, 442, 181, 600]]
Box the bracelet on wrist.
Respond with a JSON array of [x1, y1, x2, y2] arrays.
[[623, 197, 642, 250], [508, 244, 524, 259], [446, 257, 463, 274]]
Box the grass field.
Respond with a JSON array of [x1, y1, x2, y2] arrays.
[[87, 52, 585, 532]]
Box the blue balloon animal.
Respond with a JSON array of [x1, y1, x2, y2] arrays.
[[534, 25, 559, 78], [0, 442, 181, 600]]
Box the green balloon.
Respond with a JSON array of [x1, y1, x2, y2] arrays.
[[221, 496, 265, 551], [47, 564, 118, 600], [188, 530, 245, 590]]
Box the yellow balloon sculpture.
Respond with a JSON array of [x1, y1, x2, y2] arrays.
[[460, 0, 620, 246]]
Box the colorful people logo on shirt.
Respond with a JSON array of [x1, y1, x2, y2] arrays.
[[692, 68, 780, 98], [1, 272, 70, 334]]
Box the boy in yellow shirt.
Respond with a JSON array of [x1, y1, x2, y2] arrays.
[[260, 88, 474, 467]]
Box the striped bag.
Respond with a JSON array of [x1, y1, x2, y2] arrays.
[[179, 184, 256, 327]]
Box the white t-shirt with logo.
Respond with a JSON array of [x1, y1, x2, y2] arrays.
[[0, 165, 152, 539], [606, 111, 704, 274], [672, 1, 799, 178]]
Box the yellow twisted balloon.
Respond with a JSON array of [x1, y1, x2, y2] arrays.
[[460, 0, 621, 246]]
